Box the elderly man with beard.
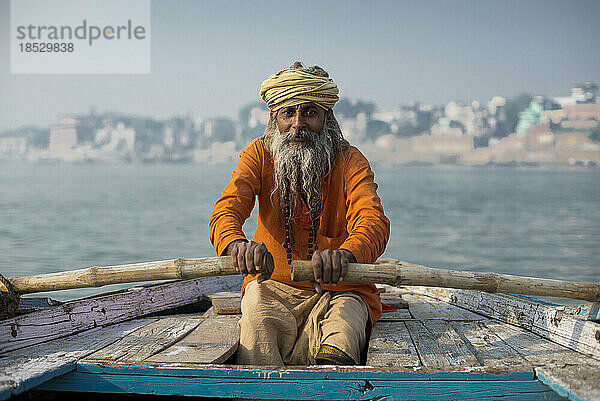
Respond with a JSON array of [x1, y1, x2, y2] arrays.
[[209, 62, 390, 366]]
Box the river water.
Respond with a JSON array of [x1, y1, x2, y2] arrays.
[[1, 161, 598, 301]]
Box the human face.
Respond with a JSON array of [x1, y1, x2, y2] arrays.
[[275, 103, 326, 145]]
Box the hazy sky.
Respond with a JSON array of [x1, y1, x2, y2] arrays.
[[1, 0, 599, 131]]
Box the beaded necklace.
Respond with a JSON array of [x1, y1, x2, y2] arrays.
[[282, 192, 321, 266]]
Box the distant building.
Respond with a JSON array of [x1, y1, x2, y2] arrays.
[[539, 109, 565, 125], [560, 103, 600, 129], [526, 123, 553, 151], [0, 136, 27, 157], [411, 134, 473, 156], [49, 118, 78, 152], [555, 132, 600, 151]]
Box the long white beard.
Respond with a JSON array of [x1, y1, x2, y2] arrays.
[[265, 120, 339, 224]]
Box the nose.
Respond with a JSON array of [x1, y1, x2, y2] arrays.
[[291, 109, 306, 131]]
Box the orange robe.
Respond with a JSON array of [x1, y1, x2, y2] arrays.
[[209, 137, 390, 325]]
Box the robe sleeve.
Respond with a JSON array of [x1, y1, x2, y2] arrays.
[[339, 147, 390, 264], [209, 139, 263, 256]]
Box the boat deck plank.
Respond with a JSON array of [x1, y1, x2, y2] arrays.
[[365, 321, 421, 368], [404, 319, 481, 368], [379, 308, 413, 321], [146, 315, 240, 364], [406, 286, 600, 359], [448, 320, 532, 373], [403, 292, 486, 321], [0, 275, 241, 354], [0, 317, 156, 400], [484, 318, 600, 401], [85, 316, 204, 363]]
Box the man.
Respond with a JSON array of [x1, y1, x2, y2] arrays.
[[209, 62, 390, 366]]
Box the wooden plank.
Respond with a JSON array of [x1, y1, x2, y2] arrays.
[[38, 367, 563, 400], [403, 292, 485, 321], [379, 308, 413, 321], [408, 286, 600, 360], [514, 295, 600, 321], [449, 321, 532, 374], [85, 316, 203, 363], [0, 318, 155, 400], [484, 319, 600, 401], [147, 316, 240, 364], [366, 321, 421, 368], [484, 318, 583, 366], [405, 320, 481, 369], [537, 364, 600, 401], [208, 292, 242, 315], [0, 275, 241, 354]]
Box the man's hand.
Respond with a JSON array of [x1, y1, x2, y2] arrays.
[[310, 249, 356, 293], [226, 240, 272, 283]]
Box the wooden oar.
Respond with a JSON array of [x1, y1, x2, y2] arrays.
[[290, 260, 600, 302], [0, 255, 274, 320], [1, 255, 273, 295]]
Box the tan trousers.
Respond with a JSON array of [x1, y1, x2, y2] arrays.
[[236, 280, 369, 366]]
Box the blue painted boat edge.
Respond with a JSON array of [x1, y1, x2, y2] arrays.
[[0, 362, 76, 401], [75, 361, 535, 381], [37, 370, 565, 400], [537, 370, 587, 401]]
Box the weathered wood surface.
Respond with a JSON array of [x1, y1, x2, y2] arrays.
[[85, 316, 204, 363], [208, 292, 242, 315], [485, 318, 600, 401], [5, 256, 260, 294], [366, 321, 421, 368], [448, 321, 532, 373], [0, 317, 155, 400], [379, 293, 412, 320], [39, 363, 563, 400], [514, 295, 600, 321], [0, 275, 241, 354], [404, 319, 481, 369], [379, 308, 412, 321], [147, 316, 240, 364], [292, 259, 600, 301], [408, 286, 600, 360], [403, 292, 485, 321]]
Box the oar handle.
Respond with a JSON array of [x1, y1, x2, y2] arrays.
[[290, 260, 600, 302], [6, 254, 275, 294]]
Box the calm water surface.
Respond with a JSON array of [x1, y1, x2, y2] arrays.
[[1, 161, 599, 301]]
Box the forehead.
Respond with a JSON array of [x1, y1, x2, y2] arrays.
[[278, 103, 323, 113]]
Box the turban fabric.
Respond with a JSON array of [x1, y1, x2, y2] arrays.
[[260, 68, 339, 112]]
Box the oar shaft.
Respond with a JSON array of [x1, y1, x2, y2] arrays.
[[290, 261, 600, 302], [7, 256, 245, 294]]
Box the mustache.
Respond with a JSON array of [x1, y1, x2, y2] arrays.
[[283, 128, 317, 145]]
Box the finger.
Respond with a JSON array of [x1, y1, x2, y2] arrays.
[[322, 250, 333, 285], [311, 251, 323, 284], [339, 252, 349, 282], [254, 243, 267, 274], [230, 245, 239, 272], [245, 242, 256, 275], [237, 244, 248, 275], [311, 279, 323, 294], [331, 251, 342, 285]]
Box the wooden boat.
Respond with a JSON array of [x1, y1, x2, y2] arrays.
[[1, 259, 599, 401]]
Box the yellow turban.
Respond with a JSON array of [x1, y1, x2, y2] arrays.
[[260, 67, 339, 112]]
